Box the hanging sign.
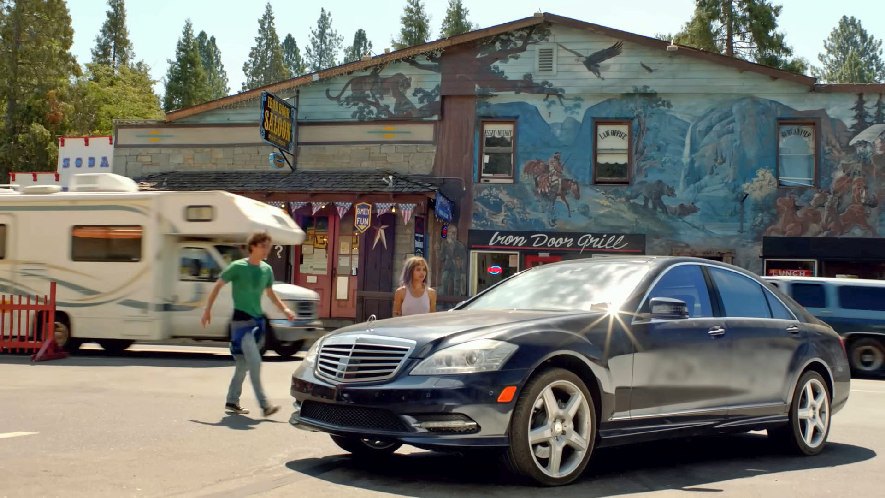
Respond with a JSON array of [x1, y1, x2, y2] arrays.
[[259, 91, 297, 154], [354, 202, 372, 234], [435, 192, 453, 222]]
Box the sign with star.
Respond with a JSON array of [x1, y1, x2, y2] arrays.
[[354, 202, 372, 234]]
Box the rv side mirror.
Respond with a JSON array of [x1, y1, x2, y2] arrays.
[[649, 297, 689, 319]]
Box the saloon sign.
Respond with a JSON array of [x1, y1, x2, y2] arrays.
[[259, 91, 297, 154], [468, 230, 645, 254]]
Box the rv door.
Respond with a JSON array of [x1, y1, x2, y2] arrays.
[[168, 243, 237, 339]]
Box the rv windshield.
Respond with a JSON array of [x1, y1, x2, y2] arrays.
[[216, 244, 245, 266]]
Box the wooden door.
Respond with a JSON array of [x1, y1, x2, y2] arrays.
[[295, 214, 334, 317], [357, 213, 396, 321]]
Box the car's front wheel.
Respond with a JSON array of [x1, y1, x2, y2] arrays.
[[769, 370, 831, 455], [330, 435, 402, 457], [506, 368, 597, 486]]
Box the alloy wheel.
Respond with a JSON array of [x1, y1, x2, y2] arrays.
[[796, 378, 829, 449], [526, 380, 593, 478]]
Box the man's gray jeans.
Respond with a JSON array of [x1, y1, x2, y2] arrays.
[[225, 328, 268, 409]]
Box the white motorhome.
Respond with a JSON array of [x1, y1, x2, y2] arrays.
[[0, 173, 322, 357]]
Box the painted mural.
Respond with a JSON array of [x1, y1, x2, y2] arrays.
[[472, 88, 885, 271]]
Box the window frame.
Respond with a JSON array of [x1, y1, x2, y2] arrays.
[[0, 224, 6, 260], [776, 120, 818, 188], [70, 225, 143, 262], [479, 120, 517, 183], [593, 119, 633, 185]]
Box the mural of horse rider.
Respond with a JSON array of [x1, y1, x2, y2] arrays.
[[522, 152, 581, 226]]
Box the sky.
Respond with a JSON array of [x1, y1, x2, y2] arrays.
[[66, 0, 885, 97]]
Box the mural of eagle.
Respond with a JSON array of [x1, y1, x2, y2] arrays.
[[556, 41, 624, 79]]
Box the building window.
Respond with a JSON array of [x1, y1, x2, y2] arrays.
[[594, 121, 631, 184], [0, 224, 6, 260], [777, 122, 817, 187], [470, 251, 520, 295], [71, 225, 142, 262], [480, 121, 515, 183]]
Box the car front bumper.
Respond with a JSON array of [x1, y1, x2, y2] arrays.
[[289, 365, 529, 448]]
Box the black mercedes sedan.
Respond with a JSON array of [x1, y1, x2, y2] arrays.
[[289, 256, 850, 486]]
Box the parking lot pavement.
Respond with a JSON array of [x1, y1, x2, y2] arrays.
[[1, 349, 883, 497]]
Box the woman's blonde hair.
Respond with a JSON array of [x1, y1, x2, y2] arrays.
[[400, 256, 430, 288]]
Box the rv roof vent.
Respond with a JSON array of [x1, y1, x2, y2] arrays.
[[69, 173, 139, 193], [23, 185, 62, 195]]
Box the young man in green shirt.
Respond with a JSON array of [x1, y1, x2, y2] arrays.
[[201, 231, 296, 417]]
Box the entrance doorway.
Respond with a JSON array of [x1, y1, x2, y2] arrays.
[[524, 254, 563, 268], [294, 211, 359, 319]]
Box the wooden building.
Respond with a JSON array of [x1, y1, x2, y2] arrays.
[[116, 12, 885, 324]]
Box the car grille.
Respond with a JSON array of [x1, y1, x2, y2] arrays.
[[301, 400, 411, 432], [316, 334, 415, 383], [288, 300, 316, 320]]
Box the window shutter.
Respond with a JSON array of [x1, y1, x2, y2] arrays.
[[536, 46, 556, 74]]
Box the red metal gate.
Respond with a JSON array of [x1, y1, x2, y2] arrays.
[[0, 282, 56, 354]]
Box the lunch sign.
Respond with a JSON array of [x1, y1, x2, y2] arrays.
[[259, 91, 296, 154], [468, 230, 646, 254]]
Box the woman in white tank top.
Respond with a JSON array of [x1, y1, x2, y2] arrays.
[[393, 256, 437, 317]]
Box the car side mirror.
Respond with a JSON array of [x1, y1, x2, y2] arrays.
[[649, 297, 689, 319]]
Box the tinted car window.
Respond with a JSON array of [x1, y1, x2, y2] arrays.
[[838, 285, 885, 311], [708, 267, 771, 318], [645, 264, 712, 317], [791, 283, 826, 308], [463, 260, 649, 312], [763, 289, 795, 320]]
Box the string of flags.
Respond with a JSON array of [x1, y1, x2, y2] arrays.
[[277, 200, 420, 226]]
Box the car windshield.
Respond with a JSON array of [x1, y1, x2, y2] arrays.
[[463, 260, 650, 312], [215, 244, 245, 266]]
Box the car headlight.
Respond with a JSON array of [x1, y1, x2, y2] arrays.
[[410, 339, 518, 375]]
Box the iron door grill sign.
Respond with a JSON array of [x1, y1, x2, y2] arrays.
[[259, 91, 297, 154]]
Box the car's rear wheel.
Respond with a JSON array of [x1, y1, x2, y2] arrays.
[[330, 434, 402, 457], [848, 338, 884, 375], [769, 370, 831, 455], [505, 368, 596, 486]]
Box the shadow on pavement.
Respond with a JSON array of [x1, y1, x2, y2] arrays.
[[284, 433, 875, 497], [189, 414, 288, 431], [0, 348, 302, 368]]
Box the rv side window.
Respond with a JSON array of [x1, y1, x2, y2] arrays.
[[179, 247, 220, 281], [0, 224, 6, 259], [838, 285, 885, 312], [185, 205, 214, 222], [71, 225, 142, 262], [789, 283, 826, 308]]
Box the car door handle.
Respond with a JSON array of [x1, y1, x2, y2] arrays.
[[708, 326, 726, 337], [786, 325, 800, 334]]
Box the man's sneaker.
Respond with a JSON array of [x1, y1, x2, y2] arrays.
[[262, 405, 281, 417], [225, 403, 249, 415]]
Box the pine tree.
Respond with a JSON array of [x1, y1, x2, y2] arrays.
[[673, 0, 806, 73], [69, 62, 163, 135], [196, 31, 229, 99], [242, 3, 288, 90], [305, 8, 343, 72], [816, 16, 885, 83], [874, 94, 885, 124], [91, 0, 133, 70], [163, 19, 211, 112], [281, 34, 306, 77], [850, 93, 872, 135], [0, 0, 80, 175], [439, 0, 474, 38], [393, 0, 431, 49], [343, 29, 372, 63]]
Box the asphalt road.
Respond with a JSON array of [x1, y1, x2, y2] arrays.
[[1, 345, 882, 497]]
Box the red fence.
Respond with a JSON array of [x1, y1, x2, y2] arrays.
[[0, 282, 57, 354]]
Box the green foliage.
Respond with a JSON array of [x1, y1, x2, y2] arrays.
[[343, 29, 372, 64], [282, 34, 306, 77], [0, 0, 79, 175], [874, 95, 885, 124], [69, 62, 162, 135], [306, 8, 343, 72], [816, 16, 885, 83], [242, 3, 288, 90], [393, 0, 431, 49], [440, 0, 473, 38], [163, 19, 211, 111], [91, 0, 132, 69], [674, 0, 805, 73], [196, 31, 229, 99], [851, 93, 872, 135]]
